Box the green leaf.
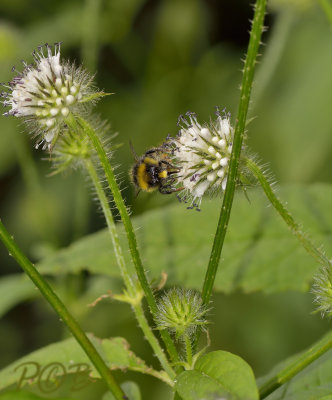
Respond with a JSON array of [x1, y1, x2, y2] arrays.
[[102, 381, 141, 400], [266, 350, 332, 400], [0, 336, 167, 392], [0, 275, 38, 318], [37, 184, 332, 293], [260, 348, 332, 400], [175, 350, 258, 400], [0, 391, 74, 400], [175, 370, 232, 400]]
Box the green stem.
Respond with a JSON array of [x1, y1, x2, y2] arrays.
[[319, 0, 332, 26], [84, 158, 176, 379], [0, 219, 126, 400], [84, 158, 135, 293], [245, 157, 331, 268], [68, 115, 180, 365], [201, 0, 267, 306], [184, 335, 193, 368], [133, 303, 176, 381], [259, 330, 332, 398]]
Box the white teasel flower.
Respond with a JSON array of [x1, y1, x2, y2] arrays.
[[172, 110, 234, 210], [1, 42, 97, 150]]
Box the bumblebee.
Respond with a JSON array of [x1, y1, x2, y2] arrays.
[[130, 143, 182, 195]]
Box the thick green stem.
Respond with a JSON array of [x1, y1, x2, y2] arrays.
[[201, 0, 267, 306], [68, 115, 180, 365], [84, 158, 175, 380], [246, 158, 331, 268], [259, 330, 332, 398], [0, 220, 126, 400]]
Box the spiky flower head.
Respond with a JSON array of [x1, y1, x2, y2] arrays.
[[312, 264, 332, 318], [171, 109, 234, 210], [1, 42, 99, 150], [155, 288, 209, 340]]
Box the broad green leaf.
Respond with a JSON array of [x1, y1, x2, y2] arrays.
[[0, 336, 167, 392], [175, 350, 258, 400], [0, 391, 74, 400], [175, 370, 232, 400], [102, 381, 141, 400], [0, 275, 38, 318], [258, 344, 332, 400], [37, 184, 332, 294]]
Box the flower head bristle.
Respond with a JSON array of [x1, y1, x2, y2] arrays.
[[312, 264, 332, 318], [170, 109, 234, 210]]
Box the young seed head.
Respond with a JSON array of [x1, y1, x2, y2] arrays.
[[312, 264, 332, 318], [155, 288, 209, 340], [1, 42, 97, 150], [171, 110, 234, 210]]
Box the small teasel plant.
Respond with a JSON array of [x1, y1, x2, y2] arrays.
[[1, 0, 332, 399], [155, 288, 209, 368]]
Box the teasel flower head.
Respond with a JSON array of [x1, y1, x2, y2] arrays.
[[1, 42, 101, 150], [171, 109, 234, 210], [312, 263, 332, 319], [155, 288, 209, 340]]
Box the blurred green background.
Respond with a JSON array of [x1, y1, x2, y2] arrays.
[[0, 0, 332, 399]]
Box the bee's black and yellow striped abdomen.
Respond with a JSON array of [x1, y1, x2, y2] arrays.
[[130, 146, 181, 195], [132, 157, 161, 192]]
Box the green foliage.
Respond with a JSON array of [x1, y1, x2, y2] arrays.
[[260, 348, 332, 399], [102, 381, 141, 400], [0, 275, 37, 318], [37, 184, 332, 293], [0, 335, 168, 392], [1, 1, 332, 399], [175, 350, 258, 400], [0, 391, 75, 400]]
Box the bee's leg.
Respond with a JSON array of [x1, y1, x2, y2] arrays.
[[160, 160, 180, 172], [145, 148, 158, 156], [159, 185, 184, 194], [145, 147, 167, 156]]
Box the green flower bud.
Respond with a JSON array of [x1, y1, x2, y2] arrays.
[[155, 288, 209, 340]]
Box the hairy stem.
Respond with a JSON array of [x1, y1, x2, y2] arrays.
[[84, 158, 176, 380], [84, 158, 135, 293], [245, 157, 331, 268], [0, 220, 126, 400], [68, 115, 180, 365], [259, 330, 332, 398], [201, 0, 267, 306]]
